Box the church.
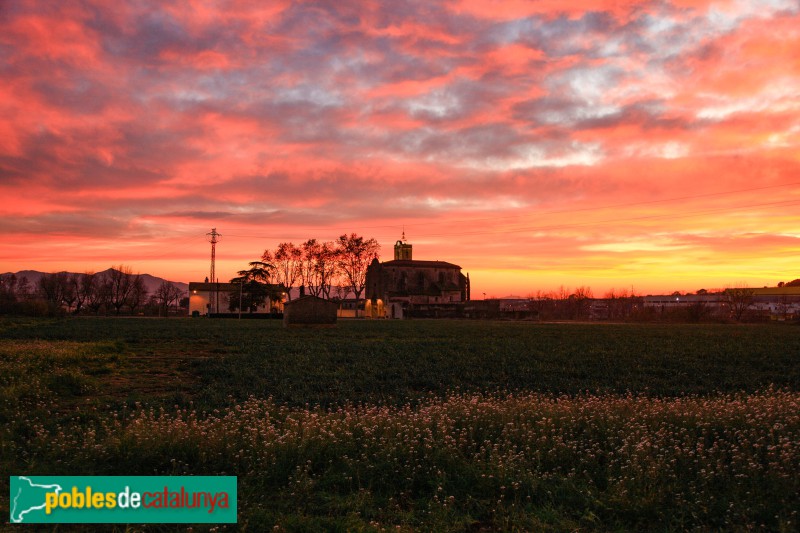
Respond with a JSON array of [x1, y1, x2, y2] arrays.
[[365, 236, 470, 318]]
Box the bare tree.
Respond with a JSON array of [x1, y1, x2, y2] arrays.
[[316, 241, 340, 299], [0, 274, 18, 313], [38, 273, 67, 308], [725, 285, 755, 322], [567, 286, 593, 319], [271, 242, 302, 299], [16, 276, 32, 301], [298, 239, 319, 297], [108, 265, 135, 315], [81, 273, 107, 315], [59, 274, 78, 312], [154, 281, 183, 316], [297, 240, 340, 299], [604, 287, 642, 320], [128, 274, 148, 314], [300, 239, 337, 298], [68, 274, 86, 314], [336, 233, 380, 316], [573, 286, 593, 300]]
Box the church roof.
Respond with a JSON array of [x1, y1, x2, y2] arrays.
[[381, 259, 462, 269]]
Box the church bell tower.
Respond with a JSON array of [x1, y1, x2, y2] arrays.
[[394, 231, 412, 260]]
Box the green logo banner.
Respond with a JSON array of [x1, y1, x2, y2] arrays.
[[9, 476, 237, 524]]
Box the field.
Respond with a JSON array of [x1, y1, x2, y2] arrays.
[[1, 317, 799, 531]]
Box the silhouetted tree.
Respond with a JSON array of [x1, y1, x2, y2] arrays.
[[687, 301, 710, 322], [298, 239, 318, 297], [229, 261, 279, 313], [38, 273, 68, 308], [529, 290, 555, 319], [16, 276, 32, 301], [108, 265, 136, 315], [300, 239, 340, 299], [82, 273, 107, 315], [68, 274, 85, 314], [0, 274, 18, 313], [154, 281, 183, 316], [336, 233, 380, 317], [270, 242, 302, 299], [569, 286, 593, 319], [237, 261, 274, 284], [725, 285, 755, 321], [57, 274, 78, 312], [128, 274, 148, 314]]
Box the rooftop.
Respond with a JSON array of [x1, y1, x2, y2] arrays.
[[380, 259, 462, 269]]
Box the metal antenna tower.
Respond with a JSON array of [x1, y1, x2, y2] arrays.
[[207, 228, 220, 283]]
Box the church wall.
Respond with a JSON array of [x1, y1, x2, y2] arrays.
[[364, 239, 470, 317]]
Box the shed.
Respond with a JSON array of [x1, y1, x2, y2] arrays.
[[283, 295, 338, 327]]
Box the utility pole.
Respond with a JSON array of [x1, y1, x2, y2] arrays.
[[207, 228, 220, 314], [207, 228, 220, 284]]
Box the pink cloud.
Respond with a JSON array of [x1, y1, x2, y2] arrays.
[[448, 0, 644, 21], [1, 0, 799, 294]]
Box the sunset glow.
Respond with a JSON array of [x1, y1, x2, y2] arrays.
[[1, 0, 799, 296]]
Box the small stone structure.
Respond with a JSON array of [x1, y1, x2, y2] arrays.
[[283, 295, 338, 327]]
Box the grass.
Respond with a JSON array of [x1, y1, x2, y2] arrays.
[[1, 317, 798, 531], [1, 318, 798, 408]]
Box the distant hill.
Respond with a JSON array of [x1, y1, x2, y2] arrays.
[[1, 269, 189, 296]]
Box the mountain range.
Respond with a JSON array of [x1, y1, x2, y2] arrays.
[[1, 269, 189, 296]]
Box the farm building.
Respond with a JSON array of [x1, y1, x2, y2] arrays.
[[750, 286, 800, 320], [463, 298, 537, 320], [283, 295, 338, 327], [335, 297, 363, 318], [365, 236, 470, 318], [188, 282, 286, 316], [189, 282, 239, 316], [643, 286, 800, 320]]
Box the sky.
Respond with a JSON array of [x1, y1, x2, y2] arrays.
[[1, 0, 799, 297]]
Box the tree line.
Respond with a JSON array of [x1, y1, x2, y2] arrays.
[[525, 283, 800, 323], [227, 233, 379, 315], [0, 266, 185, 317]]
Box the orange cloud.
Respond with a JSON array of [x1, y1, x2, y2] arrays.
[[1, 1, 799, 294]]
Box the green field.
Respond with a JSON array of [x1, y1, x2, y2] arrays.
[[1, 318, 799, 531]]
